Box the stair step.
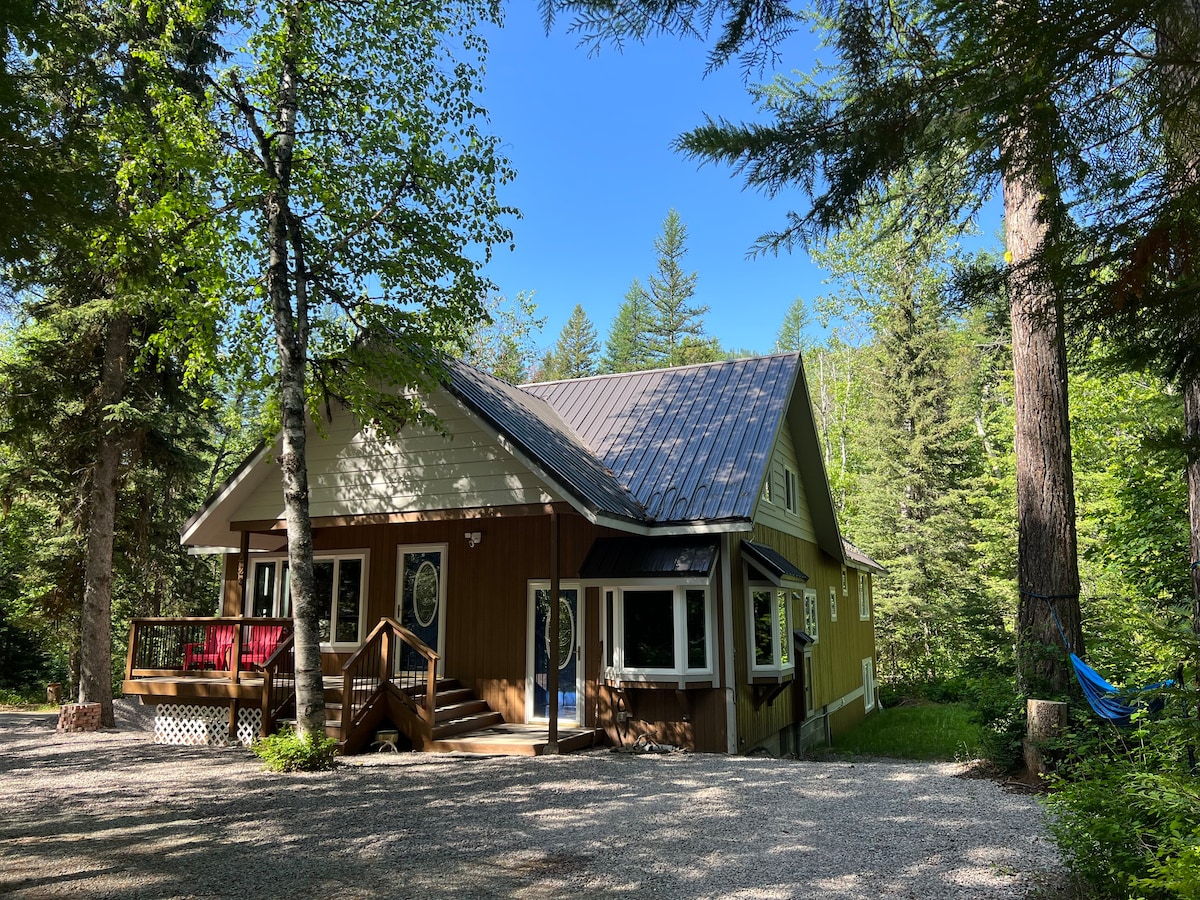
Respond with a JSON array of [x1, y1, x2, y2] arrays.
[[434, 699, 489, 722], [433, 688, 475, 707], [432, 711, 503, 740]]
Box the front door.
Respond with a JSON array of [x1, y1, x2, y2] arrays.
[[529, 584, 581, 725], [397, 545, 447, 675]]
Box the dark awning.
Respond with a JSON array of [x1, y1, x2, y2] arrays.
[[579, 536, 719, 580], [742, 540, 808, 585]]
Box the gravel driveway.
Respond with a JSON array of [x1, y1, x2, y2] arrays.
[[0, 704, 1064, 899]]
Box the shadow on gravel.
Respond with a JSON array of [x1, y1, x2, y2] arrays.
[[0, 712, 1063, 899]]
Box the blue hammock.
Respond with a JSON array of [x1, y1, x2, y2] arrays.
[[1033, 591, 1173, 726], [1069, 652, 1172, 726]]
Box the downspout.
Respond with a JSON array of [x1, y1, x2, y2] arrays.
[[721, 533, 738, 754]]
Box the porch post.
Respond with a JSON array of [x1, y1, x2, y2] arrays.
[[236, 530, 251, 617], [546, 511, 560, 754]]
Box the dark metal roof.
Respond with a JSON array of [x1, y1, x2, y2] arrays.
[[443, 360, 647, 523], [742, 540, 809, 583], [579, 536, 719, 579], [524, 354, 801, 524], [842, 538, 888, 574]]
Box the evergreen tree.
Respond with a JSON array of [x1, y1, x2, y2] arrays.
[[642, 209, 714, 367], [603, 280, 654, 373], [774, 297, 814, 354], [541, 304, 600, 380]]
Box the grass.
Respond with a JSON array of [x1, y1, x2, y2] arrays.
[[829, 702, 985, 761]]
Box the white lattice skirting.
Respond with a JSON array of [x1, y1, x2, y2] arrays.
[[153, 704, 262, 748]]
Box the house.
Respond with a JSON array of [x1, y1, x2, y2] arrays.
[[124, 353, 882, 755]]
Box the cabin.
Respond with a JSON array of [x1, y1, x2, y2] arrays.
[[124, 353, 882, 755]]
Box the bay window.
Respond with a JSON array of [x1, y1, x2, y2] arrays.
[[749, 585, 796, 676], [604, 585, 713, 680]]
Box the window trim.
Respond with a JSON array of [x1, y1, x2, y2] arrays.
[[246, 550, 369, 648], [859, 572, 871, 620], [761, 470, 774, 505], [602, 583, 715, 681], [863, 657, 876, 711], [396, 543, 449, 664], [747, 583, 796, 677], [783, 466, 799, 515], [803, 587, 819, 643]]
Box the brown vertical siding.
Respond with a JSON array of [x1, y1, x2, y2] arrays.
[[223, 510, 737, 750]]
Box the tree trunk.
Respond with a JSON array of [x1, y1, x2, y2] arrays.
[[1185, 377, 1200, 647], [1003, 156, 1084, 699], [267, 0, 324, 739], [78, 312, 132, 727]]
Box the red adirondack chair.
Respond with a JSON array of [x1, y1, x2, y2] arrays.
[[238, 624, 285, 669], [184, 624, 235, 671]]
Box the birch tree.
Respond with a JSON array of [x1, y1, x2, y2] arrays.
[[209, 0, 514, 736]]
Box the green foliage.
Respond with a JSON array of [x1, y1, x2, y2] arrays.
[[539, 303, 600, 381], [830, 703, 985, 761], [1048, 711, 1200, 900], [459, 292, 546, 384], [252, 727, 339, 773], [603, 282, 655, 373]]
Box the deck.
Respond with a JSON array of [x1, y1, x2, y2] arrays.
[[124, 618, 601, 756]]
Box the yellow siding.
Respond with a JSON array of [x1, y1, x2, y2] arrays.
[[755, 427, 816, 542], [733, 522, 877, 750]]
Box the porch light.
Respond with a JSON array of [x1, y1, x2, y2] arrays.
[[465, 531, 482, 548]]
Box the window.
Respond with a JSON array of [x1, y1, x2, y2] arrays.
[[749, 586, 795, 673], [803, 588, 819, 642], [605, 586, 712, 677], [863, 657, 876, 711], [783, 467, 799, 514], [829, 585, 838, 622], [859, 573, 871, 620], [247, 554, 366, 646], [842, 565, 848, 596], [761, 472, 773, 504]]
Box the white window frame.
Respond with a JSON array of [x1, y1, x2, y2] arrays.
[[842, 565, 848, 596], [859, 572, 871, 620], [748, 584, 797, 675], [246, 551, 368, 648], [828, 585, 838, 622], [863, 657, 876, 711], [603, 584, 715, 680], [761, 472, 774, 504], [803, 587, 819, 643], [783, 466, 799, 515]]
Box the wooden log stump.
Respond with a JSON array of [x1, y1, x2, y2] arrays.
[[46, 683, 62, 705], [1024, 698, 1069, 776], [57, 702, 103, 733]]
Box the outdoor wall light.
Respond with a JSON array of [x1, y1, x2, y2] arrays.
[[465, 531, 482, 548]]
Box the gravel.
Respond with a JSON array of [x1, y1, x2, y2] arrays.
[[0, 701, 1065, 899]]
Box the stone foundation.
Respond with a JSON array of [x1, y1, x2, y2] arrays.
[[57, 703, 103, 732]]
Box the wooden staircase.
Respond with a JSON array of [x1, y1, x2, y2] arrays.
[[262, 619, 599, 756]]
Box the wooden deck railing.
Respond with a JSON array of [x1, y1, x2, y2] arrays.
[[125, 617, 294, 682], [340, 617, 440, 742]]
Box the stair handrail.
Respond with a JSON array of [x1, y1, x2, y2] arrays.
[[340, 617, 441, 740], [259, 632, 297, 733]]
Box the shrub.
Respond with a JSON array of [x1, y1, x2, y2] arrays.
[[252, 727, 338, 772]]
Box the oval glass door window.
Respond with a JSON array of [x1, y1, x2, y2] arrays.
[[544, 598, 575, 669], [413, 560, 439, 627]]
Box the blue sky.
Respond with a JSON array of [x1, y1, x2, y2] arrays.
[[478, 6, 831, 357]]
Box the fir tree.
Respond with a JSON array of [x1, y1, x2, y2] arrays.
[[603, 280, 653, 373], [542, 304, 600, 380], [642, 209, 712, 367]]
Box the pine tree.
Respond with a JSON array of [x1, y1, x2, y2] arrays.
[[642, 209, 713, 367], [774, 297, 814, 353], [542, 304, 600, 380], [603, 280, 654, 373]]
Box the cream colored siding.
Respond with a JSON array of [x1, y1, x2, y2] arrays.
[[235, 390, 559, 521], [755, 426, 816, 542]]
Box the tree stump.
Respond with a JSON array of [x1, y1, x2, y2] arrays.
[[1024, 698, 1069, 776], [46, 683, 62, 705]]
